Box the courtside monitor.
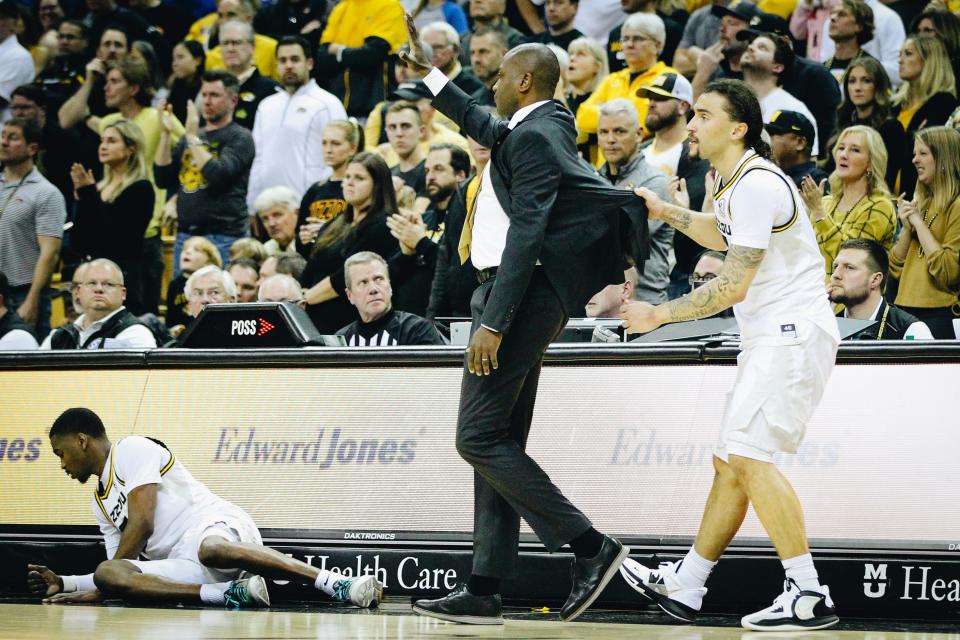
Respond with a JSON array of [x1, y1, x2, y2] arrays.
[[177, 302, 345, 348]]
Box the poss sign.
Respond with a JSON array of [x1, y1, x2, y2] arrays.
[[178, 302, 341, 348]]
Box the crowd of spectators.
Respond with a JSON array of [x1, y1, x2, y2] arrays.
[[2, 0, 960, 351]]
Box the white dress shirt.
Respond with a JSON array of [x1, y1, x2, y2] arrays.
[[40, 307, 157, 349], [424, 68, 549, 269], [818, 0, 906, 86]]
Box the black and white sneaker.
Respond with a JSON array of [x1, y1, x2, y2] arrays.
[[741, 578, 839, 631], [618, 558, 705, 623]]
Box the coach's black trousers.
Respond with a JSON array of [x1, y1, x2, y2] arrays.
[[456, 270, 593, 578]]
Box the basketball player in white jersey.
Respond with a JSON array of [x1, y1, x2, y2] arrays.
[[619, 79, 841, 631], [27, 408, 382, 610]]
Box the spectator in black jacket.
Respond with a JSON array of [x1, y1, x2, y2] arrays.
[[217, 20, 280, 130], [387, 143, 470, 317], [766, 110, 829, 189], [69, 118, 154, 314], [34, 18, 88, 112], [421, 21, 485, 97], [336, 251, 445, 345], [302, 151, 398, 333], [428, 138, 483, 320]]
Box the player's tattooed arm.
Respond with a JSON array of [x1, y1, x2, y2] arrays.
[[660, 244, 765, 323], [659, 202, 694, 231]]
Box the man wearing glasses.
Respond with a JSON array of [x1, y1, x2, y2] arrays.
[[215, 20, 280, 131], [41, 258, 157, 349], [689, 249, 733, 319], [576, 12, 679, 145]]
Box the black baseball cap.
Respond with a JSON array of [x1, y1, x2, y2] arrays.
[[736, 12, 791, 40], [390, 80, 432, 101], [765, 110, 815, 144], [711, 0, 763, 23]]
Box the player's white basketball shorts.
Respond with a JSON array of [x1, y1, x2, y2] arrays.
[[715, 323, 837, 463], [128, 503, 263, 585]]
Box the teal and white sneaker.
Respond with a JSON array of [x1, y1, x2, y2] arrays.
[[332, 574, 383, 608], [223, 575, 271, 610], [741, 578, 839, 631]]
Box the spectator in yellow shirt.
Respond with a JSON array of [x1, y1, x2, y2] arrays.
[[576, 12, 679, 153], [201, 0, 278, 80]]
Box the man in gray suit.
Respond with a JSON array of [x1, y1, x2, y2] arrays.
[[400, 14, 647, 626]]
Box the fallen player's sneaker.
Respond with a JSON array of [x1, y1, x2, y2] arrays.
[[741, 578, 839, 631], [224, 575, 270, 610], [332, 574, 383, 607]]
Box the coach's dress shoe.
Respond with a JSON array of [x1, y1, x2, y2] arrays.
[[412, 583, 504, 625], [561, 535, 630, 622]]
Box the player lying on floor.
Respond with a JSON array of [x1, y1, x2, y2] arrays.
[[26, 407, 382, 610]]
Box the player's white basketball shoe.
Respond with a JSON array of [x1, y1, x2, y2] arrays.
[[332, 574, 383, 608], [619, 558, 706, 622], [223, 575, 271, 610], [741, 578, 839, 631]]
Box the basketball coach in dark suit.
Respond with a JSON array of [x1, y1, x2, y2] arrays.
[[400, 14, 648, 625]]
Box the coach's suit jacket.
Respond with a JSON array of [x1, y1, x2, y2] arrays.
[[432, 81, 649, 334]]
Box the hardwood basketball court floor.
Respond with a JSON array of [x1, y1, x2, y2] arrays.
[[1, 598, 956, 640]]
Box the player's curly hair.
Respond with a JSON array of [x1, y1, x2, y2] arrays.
[[703, 79, 772, 160]]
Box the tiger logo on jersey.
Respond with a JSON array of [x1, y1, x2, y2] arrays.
[[178, 142, 222, 194], [308, 198, 348, 223]]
